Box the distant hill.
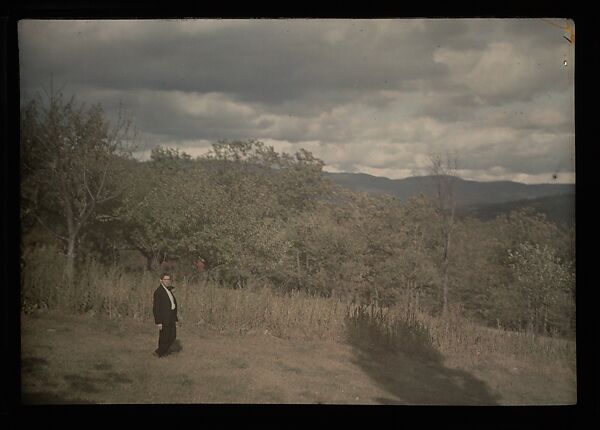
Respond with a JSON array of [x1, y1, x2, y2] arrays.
[[324, 172, 575, 225], [457, 194, 575, 226]]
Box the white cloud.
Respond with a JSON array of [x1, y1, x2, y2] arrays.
[[433, 46, 482, 77], [259, 138, 321, 155], [413, 153, 433, 169], [527, 107, 570, 128], [132, 138, 213, 160], [434, 39, 572, 103], [347, 165, 417, 180], [175, 19, 254, 35], [170, 91, 257, 119], [457, 168, 575, 184]]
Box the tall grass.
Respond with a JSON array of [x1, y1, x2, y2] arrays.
[[177, 277, 349, 340], [21, 247, 349, 339], [343, 292, 574, 368], [22, 246, 156, 319], [21, 247, 575, 368]]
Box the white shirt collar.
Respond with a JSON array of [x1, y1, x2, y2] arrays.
[[161, 282, 176, 309]]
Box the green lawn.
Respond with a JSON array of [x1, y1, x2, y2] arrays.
[[20, 310, 576, 405]]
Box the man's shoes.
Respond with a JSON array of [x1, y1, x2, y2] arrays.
[[153, 350, 161, 358]]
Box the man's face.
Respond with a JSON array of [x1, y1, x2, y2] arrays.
[[161, 276, 172, 287]]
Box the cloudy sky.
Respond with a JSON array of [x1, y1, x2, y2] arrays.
[[18, 18, 575, 184]]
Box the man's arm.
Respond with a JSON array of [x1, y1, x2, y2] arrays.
[[173, 294, 179, 323], [153, 289, 163, 327]]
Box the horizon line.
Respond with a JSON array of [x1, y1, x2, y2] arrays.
[[323, 170, 576, 186]]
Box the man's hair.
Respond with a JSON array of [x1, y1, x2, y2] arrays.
[[161, 272, 170, 280]]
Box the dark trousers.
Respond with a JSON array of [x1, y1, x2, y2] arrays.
[[157, 322, 177, 357]]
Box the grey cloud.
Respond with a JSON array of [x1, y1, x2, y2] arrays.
[[18, 19, 575, 183], [20, 20, 450, 104], [455, 132, 574, 176], [20, 19, 571, 104]]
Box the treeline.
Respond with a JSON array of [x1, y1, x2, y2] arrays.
[[20, 92, 576, 338]]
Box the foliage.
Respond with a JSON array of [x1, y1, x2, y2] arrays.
[[20, 95, 575, 339], [20, 91, 132, 281], [112, 140, 329, 284], [507, 242, 575, 335]]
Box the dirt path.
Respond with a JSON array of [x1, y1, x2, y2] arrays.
[[20, 311, 574, 405]]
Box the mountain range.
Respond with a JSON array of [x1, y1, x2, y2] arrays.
[[324, 172, 575, 226]]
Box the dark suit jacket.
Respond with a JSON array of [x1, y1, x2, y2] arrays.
[[153, 285, 178, 325]]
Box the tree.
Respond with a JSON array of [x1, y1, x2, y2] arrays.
[[114, 147, 209, 271], [445, 208, 574, 332], [20, 90, 132, 282], [429, 153, 459, 314], [507, 242, 575, 335], [115, 140, 327, 283], [203, 139, 331, 219], [281, 195, 370, 298], [448, 216, 513, 326]]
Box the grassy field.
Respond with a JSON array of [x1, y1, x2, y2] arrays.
[[20, 309, 576, 405]]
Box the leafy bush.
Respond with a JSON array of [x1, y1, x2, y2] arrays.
[[507, 242, 575, 336]]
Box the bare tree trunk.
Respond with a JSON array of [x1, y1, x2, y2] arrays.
[[65, 234, 76, 284], [144, 252, 159, 272], [442, 197, 455, 315], [430, 153, 458, 316], [441, 231, 451, 315], [63, 195, 76, 285], [296, 251, 301, 286], [62, 197, 88, 285]]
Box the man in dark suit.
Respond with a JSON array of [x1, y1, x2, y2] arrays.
[[153, 272, 179, 358]]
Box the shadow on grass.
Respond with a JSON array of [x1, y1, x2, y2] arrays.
[[21, 354, 134, 404], [22, 357, 49, 373], [22, 391, 94, 404], [169, 339, 183, 354], [62, 371, 133, 392], [345, 312, 501, 405]]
